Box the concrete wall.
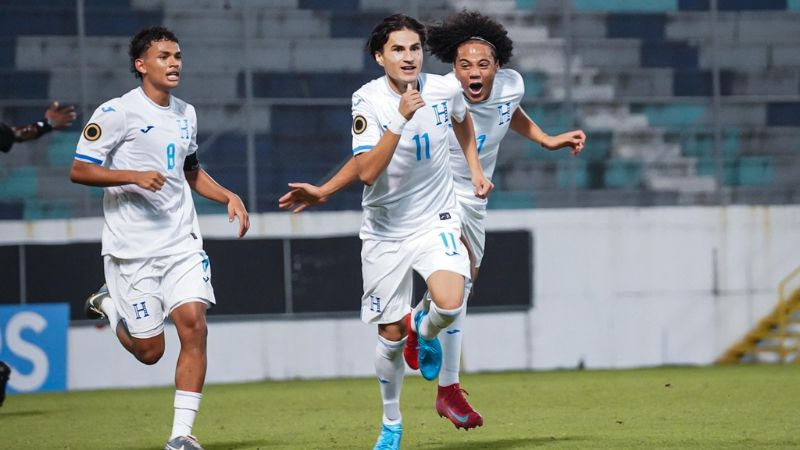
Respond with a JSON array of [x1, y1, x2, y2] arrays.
[[2, 205, 797, 390]]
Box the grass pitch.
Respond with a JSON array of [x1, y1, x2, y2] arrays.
[[2, 365, 798, 449]]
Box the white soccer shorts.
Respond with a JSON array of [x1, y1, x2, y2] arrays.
[[360, 224, 471, 324], [458, 200, 487, 268], [103, 250, 216, 338]]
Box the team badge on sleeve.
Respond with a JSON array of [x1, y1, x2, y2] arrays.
[[352, 115, 367, 135], [82, 123, 102, 141]]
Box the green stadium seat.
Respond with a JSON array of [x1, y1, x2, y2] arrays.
[[0, 167, 38, 200], [47, 131, 80, 166], [737, 157, 774, 186], [558, 159, 588, 189], [575, 0, 677, 11], [604, 160, 643, 188], [638, 104, 707, 127], [24, 199, 71, 220], [487, 191, 536, 209]]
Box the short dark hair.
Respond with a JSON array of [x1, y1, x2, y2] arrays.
[[428, 11, 513, 66], [365, 14, 426, 56], [129, 26, 180, 80]]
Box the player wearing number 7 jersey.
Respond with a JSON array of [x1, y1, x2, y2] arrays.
[[70, 26, 249, 450]]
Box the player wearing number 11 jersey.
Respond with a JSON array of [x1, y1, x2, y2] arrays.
[[70, 26, 249, 450]]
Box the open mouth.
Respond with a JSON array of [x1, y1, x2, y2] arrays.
[[166, 71, 180, 81], [468, 82, 483, 95], [400, 65, 416, 73]]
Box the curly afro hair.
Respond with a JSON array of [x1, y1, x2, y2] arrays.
[[427, 11, 513, 66]]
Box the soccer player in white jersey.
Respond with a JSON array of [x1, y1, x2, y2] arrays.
[[286, 14, 490, 450], [403, 11, 586, 430], [69, 27, 249, 450], [279, 11, 585, 432]]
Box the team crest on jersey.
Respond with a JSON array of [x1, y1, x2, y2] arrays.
[[352, 115, 367, 135], [82, 123, 102, 141]]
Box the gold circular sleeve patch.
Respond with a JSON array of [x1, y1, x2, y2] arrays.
[[352, 115, 367, 135], [82, 123, 102, 141]]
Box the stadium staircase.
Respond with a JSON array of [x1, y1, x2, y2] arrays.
[[718, 265, 800, 364]]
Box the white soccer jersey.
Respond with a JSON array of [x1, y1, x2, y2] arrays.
[[75, 87, 202, 259], [351, 73, 467, 240], [446, 69, 525, 209]]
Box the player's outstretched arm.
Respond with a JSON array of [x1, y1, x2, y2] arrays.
[[452, 111, 493, 199], [45, 101, 77, 130], [279, 157, 360, 213], [186, 168, 249, 238], [70, 160, 166, 191], [510, 107, 585, 156]]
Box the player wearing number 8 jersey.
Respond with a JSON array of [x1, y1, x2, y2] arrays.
[[70, 26, 249, 450]]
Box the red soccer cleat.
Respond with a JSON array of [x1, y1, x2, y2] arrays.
[[403, 313, 419, 370], [436, 383, 484, 430]]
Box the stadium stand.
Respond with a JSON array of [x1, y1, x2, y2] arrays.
[[0, 0, 798, 217]]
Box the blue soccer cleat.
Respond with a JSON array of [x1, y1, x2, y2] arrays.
[[373, 422, 402, 450], [164, 435, 204, 450], [413, 310, 442, 381]]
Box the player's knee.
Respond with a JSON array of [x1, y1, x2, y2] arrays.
[[181, 319, 208, 341], [135, 346, 164, 365], [378, 321, 405, 342]]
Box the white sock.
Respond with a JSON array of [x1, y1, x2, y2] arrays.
[[170, 390, 202, 439], [411, 290, 432, 321], [439, 304, 466, 387], [375, 335, 405, 425], [99, 297, 120, 330], [419, 302, 464, 341]]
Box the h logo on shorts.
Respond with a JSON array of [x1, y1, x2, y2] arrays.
[[369, 295, 381, 313], [132, 301, 150, 319]]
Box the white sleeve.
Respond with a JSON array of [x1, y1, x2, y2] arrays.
[[187, 105, 198, 157], [74, 101, 126, 165], [450, 81, 467, 123], [351, 93, 382, 155]]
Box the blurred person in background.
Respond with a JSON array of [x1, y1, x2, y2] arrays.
[[0, 101, 76, 153], [1, 101, 75, 407], [70, 26, 249, 450]]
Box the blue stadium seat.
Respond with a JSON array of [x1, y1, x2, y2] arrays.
[[0, 71, 49, 100], [767, 102, 800, 126], [607, 14, 666, 40], [330, 11, 392, 38], [0, 201, 24, 220], [85, 10, 163, 36], [271, 105, 351, 137], [299, 0, 359, 10], [0, 38, 14, 68], [0, 8, 77, 36], [641, 42, 698, 68], [243, 73, 367, 99]]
